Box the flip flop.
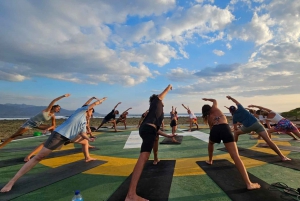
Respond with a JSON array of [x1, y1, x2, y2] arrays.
[[271, 182, 289, 189]]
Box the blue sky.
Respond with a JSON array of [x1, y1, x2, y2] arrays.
[[0, 0, 299, 114]]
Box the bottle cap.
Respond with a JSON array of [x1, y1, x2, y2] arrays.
[[75, 190, 80, 195]]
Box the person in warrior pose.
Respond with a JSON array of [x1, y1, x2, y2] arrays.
[[113, 107, 132, 129], [96, 102, 121, 132], [0, 97, 107, 193], [202, 98, 260, 190], [182, 104, 199, 131], [0, 94, 70, 149], [125, 85, 176, 201]]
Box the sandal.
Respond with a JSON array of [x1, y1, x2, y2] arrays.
[[271, 182, 289, 189]]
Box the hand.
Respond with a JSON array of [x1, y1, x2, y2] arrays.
[[202, 98, 208, 101], [89, 138, 96, 142], [118, 102, 122, 104], [167, 134, 176, 138], [64, 94, 71, 97], [129, 107, 132, 109], [169, 84, 173, 90], [226, 96, 232, 100], [248, 105, 254, 108]]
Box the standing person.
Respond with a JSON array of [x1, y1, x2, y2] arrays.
[[113, 107, 132, 129], [96, 102, 121, 132], [182, 104, 199, 131], [248, 105, 300, 140], [137, 110, 149, 128], [0, 94, 71, 149], [226, 96, 291, 161], [202, 98, 260, 190], [170, 106, 178, 142], [125, 84, 176, 201], [0, 97, 107, 193]]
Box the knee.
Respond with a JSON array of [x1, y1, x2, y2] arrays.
[[34, 154, 47, 161]]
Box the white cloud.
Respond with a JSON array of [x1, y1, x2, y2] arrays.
[[213, 49, 225, 56], [166, 67, 197, 82], [226, 43, 232, 50], [229, 12, 273, 45]]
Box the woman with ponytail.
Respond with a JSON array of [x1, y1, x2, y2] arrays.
[[202, 98, 260, 190]]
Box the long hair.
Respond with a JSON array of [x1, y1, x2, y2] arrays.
[[51, 105, 60, 112], [261, 110, 269, 118], [202, 104, 211, 125]]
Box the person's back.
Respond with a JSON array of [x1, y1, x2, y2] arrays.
[[233, 104, 257, 127]]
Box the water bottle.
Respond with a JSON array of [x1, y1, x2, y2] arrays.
[[72, 190, 83, 201]]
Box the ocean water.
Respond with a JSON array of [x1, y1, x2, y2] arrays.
[[0, 113, 232, 120]]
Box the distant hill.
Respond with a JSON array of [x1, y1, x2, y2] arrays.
[[0, 104, 102, 118]]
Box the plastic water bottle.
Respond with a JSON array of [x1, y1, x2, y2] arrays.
[[72, 190, 83, 201]]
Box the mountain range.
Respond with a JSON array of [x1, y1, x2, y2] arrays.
[[0, 104, 102, 118]]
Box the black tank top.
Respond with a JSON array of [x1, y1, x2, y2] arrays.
[[141, 96, 164, 131]]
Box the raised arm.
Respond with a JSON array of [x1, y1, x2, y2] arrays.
[[158, 84, 172, 100], [226, 96, 240, 106], [123, 107, 132, 114], [83, 97, 97, 106], [88, 97, 107, 110], [224, 106, 229, 109], [181, 104, 189, 110], [202, 98, 217, 108], [45, 94, 70, 112], [248, 105, 272, 112], [114, 102, 122, 110]]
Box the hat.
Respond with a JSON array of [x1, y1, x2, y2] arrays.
[[229, 105, 236, 114]]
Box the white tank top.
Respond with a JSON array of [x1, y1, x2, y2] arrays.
[[267, 111, 283, 123], [30, 111, 52, 124]]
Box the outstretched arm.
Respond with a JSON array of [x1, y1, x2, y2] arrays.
[[123, 107, 132, 114], [83, 97, 97, 106], [114, 102, 122, 110], [248, 105, 272, 112], [182, 104, 188, 110], [158, 84, 172, 100], [226, 96, 240, 106], [88, 97, 107, 110], [45, 94, 70, 112], [202, 98, 217, 108], [224, 106, 229, 109]]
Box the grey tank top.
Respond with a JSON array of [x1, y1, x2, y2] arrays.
[[30, 111, 52, 124]]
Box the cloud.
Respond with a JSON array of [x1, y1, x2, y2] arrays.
[[226, 43, 232, 50], [166, 67, 197, 82], [213, 49, 225, 56]]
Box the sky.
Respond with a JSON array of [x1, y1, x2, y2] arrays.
[[0, 0, 299, 115]]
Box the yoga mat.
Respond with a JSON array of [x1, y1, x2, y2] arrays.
[[107, 160, 176, 201], [0, 160, 106, 201], [257, 143, 300, 152], [271, 138, 300, 142], [160, 135, 183, 144], [182, 128, 199, 132], [218, 147, 300, 171], [0, 147, 99, 168], [196, 159, 294, 201]]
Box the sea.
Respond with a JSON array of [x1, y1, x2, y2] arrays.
[[0, 113, 232, 120]]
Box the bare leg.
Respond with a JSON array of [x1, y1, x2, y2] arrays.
[[291, 129, 300, 139], [189, 119, 193, 131], [112, 120, 118, 132], [171, 126, 178, 142], [24, 143, 44, 162], [96, 121, 105, 130], [74, 137, 96, 162], [124, 121, 127, 129], [195, 121, 199, 129], [153, 136, 160, 165], [234, 129, 245, 142], [206, 141, 214, 165], [0, 147, 53, 192], [258, 131, 291, 161], [0, 127, 29, 149], [125, 152, 150, 201], [286, 132, 298, 140], [224, 142, 260, 190]]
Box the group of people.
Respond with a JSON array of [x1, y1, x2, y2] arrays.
[[1, 86, 299, 201]]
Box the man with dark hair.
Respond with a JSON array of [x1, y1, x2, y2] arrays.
[[96, 102, 121, 132]]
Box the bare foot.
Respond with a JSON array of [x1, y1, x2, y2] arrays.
[[153, 160, 160, 165], [205, 160, 212, 165], [0, 182, 14, 193], [88, 145, 95, 149], [281, 156, 291, 161], [247, 182, 261, 190], [85, 157, 97, 162], [188, 129, 192, 132], [125, 194, 149, 201]]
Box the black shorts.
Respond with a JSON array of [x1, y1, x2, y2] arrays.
[[209, 124, 234, 144], [170, 119, 177, 127], [139, 124, 157, 153], [44, 131, 70, 150]]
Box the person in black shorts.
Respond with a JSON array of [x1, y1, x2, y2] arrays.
[[112, 107, 132, 129], [125, 84, 176, 201], [170, 106, 178, 142], [96, 102, 121, 132], [202, 98, 260, 190]]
